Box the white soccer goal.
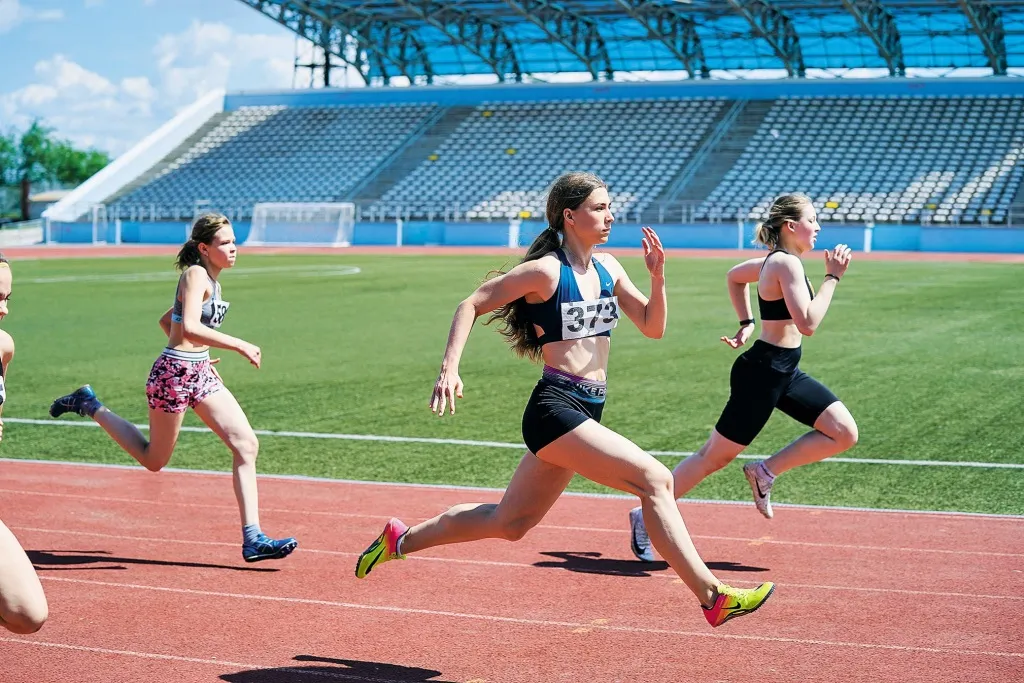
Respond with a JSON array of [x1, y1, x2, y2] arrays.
[[246, 202, 355, 247]]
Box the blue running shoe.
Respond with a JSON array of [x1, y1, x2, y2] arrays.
[[629, 506, 655, 562], [49, 385, 101, 418], [242, 534, 298, 563]]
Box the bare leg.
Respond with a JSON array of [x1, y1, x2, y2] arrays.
[[764, 402, 858, 476], [401, 451, 574, 554], [92, 406, 185, 472], [0, 519, 47, 634], [192, 388, 260, 527], [670, 429, 747, 498], [537, 421, 719, 607]]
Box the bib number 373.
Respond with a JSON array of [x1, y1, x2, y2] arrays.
[[561, 296, 619, 340]]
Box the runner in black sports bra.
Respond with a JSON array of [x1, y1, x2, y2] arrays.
[[629, 193, 860, 563], [758, 248, 814, 321]]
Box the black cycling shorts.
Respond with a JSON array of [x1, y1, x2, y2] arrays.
[[715, 340, 839, 446]]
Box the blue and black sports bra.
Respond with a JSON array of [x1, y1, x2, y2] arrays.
[[523, 249, 619, 345], [757, 249, 814, 321], [171, 267, 230, 329]]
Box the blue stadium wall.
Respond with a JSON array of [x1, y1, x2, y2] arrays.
[[60, 77, 1024, 252], [47, 220, 1024, 253]]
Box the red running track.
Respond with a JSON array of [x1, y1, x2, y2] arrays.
[[1, 460, 1022, 682]]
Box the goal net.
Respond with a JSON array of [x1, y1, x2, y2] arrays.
[[246, 202, 355, 247]]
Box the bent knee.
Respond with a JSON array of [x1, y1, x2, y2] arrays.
[[636, 461, 674, 500], [832, 418, 859, 450], [143, 447, 173, 472], [231, 436, 260, 463], [3, 605, 48, 634]]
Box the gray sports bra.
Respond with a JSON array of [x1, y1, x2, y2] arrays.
[[170, 267, 230, 329]]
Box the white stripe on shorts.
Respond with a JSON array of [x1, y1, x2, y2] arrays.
[[160, 347, 210, 362]]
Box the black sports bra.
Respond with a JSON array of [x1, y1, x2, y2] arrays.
[[757, 249, 814, 321]]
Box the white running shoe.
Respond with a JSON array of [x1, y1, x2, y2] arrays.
[[743, 461, 775, 519], [628, 506, 655, 562]]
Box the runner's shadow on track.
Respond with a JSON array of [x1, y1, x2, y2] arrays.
[[221, 655, 458, 682], [27, 549, 278, 573], [534, 551, 768, 577]]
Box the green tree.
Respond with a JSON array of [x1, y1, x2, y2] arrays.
[[49, 141, 110, 187], [0, 131, 16, 187], [0, 120, 111, 221], [17, 120, 55, 220]]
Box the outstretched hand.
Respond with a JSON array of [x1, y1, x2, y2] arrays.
[[720, 324, 754, 349], [429, 368, 464, 417], [825, 243, 853, 279], [641, 226, 665, 278]]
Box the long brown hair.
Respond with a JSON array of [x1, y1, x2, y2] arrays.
[[484, 171, 607, 360], [175, 213, 231, 271], [754, 194, 812, 249]]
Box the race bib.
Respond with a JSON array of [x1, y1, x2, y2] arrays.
[[208, 300, 230, 328], [560, 296, 619, 340]]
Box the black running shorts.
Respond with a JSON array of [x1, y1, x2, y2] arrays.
[[715, 340, 839, 447], [522, 367, 606, 454]]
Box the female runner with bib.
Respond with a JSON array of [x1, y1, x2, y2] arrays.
[[354, 172, 774, 627], [49, 214, 296, 563], [0, 254, 49, 633]]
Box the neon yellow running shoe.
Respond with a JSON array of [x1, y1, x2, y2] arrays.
[[703, 582, 775, 627], [355, 517, 408, 579]]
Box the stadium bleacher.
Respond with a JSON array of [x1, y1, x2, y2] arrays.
[[374, 98, 727, 220], [702, 95, 1024, 225], [112, 103, 439, 218], [107, 92, 1024, 227]]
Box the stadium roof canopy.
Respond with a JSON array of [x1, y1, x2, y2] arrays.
[[237, 1, 1024, 84]]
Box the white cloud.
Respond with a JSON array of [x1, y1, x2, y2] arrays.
[[152, 20, 310, 108], [35, 54, 117, 95], [15, 83, 58, 105], [0, 20, 314, 156], [121, 76, 156, 101], [0, 1, 64, 33]]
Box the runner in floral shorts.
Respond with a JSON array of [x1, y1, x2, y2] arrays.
[[49, 213, 297, 563]]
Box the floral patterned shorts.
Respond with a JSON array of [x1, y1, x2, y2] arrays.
[[146, 348, 224, 413]]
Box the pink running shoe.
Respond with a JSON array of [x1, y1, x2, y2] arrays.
[[355, 517, 408, 578]]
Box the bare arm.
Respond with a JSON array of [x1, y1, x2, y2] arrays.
[[431, 259, 553, 415], [777, 246, 852, 336], [0, 331, 13, 438], [179, 267, 261, 367], [719, 257, 765, 348], [609, 227, 667, 339], [158, 307, 172, 338], [725, 257, 766, 322], [179, 268, 245, 352]]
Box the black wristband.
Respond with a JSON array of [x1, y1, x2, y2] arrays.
[[739, 318, 755, 327], [824, 274, 841, 283]]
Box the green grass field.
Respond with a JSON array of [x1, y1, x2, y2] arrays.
[[2, 253, 1021, 515]]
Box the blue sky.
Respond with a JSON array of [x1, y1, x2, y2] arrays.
[[1, 0, 314, 155]]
